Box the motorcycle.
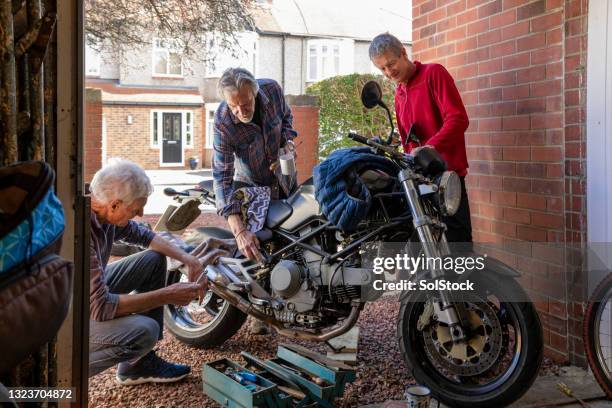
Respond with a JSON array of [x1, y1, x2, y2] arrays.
[[162, 81, 543, 407]]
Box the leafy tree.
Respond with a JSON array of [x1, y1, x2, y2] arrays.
[[306, 74, 397, 160], [85, 0, 256, 66]]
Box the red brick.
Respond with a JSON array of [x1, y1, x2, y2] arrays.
[[531, 147, 562, 162], [490, 9, 516, 27], [478, 58, 502, 75], [492, 162, 517, 175], [478, 0, 502, 18], [517, 193, 547, 210], [531, 11, 563, 32], [502, 85, 530, 100], [517, 32, 546, 51], [420, 0, 437, 14], [447, 0, 466, 15], [531, 113, 563, 129], [504, 207, 531, 224], [503, 176, 531, 193], [501, 21, 530, 40], [468, 47, 491, 64], [546, 96, 562, 112], [437, 16, 457, 32], [502, 52, 530, 70], [420, 24, 437, 38], [428, 7, 447, 23], [447, 26, 467, 41], [491, 191, 517, 206], [479, 203, 504, 218], [457, 63, 478, 78], [546, 27, 563, 45], [491, 101, 517, 116], [478, 29, 502, 47], [478, 87, 502, 103], [457, 8, 478, 26], [503, 146, 530, 161], [516, 99, 545, 115], [516, 66, 546, 84], [517, 0, 546, 21], [546, 196, 563, 212], [467, 18, 490, 36], [479, 174, 504, 190], [502, 115, 531, 130], [532, 179, 563, 195], [517, 225, 547, 241], [530, 79, 562, 98], [531, 45, 562, 64], [491, 221, 517, 237], [490, 40, 517, 58], [490, 71, 517, 86], [469, 188, 491, 203], [456, 37, 478, 52], [532, 213, 564, 229]]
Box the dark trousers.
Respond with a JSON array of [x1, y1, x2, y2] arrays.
[[442, 176, 473, 248], [89, 250, 166, 377]]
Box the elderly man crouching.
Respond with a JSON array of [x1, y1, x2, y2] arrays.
[[88, 159, 207, 385]]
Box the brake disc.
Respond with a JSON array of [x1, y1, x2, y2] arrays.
[[421, 299, 504, 376]]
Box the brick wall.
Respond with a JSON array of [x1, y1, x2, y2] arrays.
[[412, 0, 589, 363], [84, 89, 103, 183], [101, 105, 204, 172]]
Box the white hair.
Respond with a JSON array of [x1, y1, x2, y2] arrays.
[[217, 67, 259, 99], [90, 158, 153, 204]]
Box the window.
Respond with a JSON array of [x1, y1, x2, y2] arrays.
[[152, 39, 183, 77], [205, 32, 257, 78], [150, 110, 193, 147], [307, 39, 353, 82], [205, 103, 220, 149], [85, 39, 101, 76]]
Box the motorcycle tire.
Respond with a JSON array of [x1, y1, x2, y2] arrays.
[[397, 272, 543, 408], [583, 272, 612, 398], [164, 268, 247, 347]]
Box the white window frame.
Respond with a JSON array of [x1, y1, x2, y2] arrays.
[[205, 103, 220, 149], [306, 39, 344, 82], [152, 38, 184, 78], [150, 109, 194, 166], [204, 32, 258, 78]]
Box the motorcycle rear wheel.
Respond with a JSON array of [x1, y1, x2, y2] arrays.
[[164, 268, 247, 347], [397, 272, 543, 407]]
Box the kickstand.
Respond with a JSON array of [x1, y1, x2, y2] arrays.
[[324, 341, 345, 354]]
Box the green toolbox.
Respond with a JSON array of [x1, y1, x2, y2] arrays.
[[202, 344, 356, 408]]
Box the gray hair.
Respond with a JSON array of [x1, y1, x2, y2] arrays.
[[369, 32, 405, 60], [217, 67, 259, 99], [90, 158, 153, 204]]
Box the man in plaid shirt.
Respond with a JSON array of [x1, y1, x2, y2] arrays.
[[213, 68, 298, 264]]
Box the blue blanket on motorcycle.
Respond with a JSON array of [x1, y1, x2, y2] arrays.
[[313, 147, 397, 232]]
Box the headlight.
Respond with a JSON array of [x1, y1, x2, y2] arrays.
[[437, 171, 461, 216]]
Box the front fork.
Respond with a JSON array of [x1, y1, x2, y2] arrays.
[[398, 168, 468, 343]]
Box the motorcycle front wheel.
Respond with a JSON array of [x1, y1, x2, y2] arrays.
[[164, 268, 247, 347], [397, 272, 543, 407]]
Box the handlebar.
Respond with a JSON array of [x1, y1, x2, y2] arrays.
[[163, 187, 188, 196], [348, 132, 410, 165]]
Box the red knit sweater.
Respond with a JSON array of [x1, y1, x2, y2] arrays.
[[395, 61, 469, 176]]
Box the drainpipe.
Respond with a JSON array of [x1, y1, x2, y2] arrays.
[[281, 34, 286, 90]]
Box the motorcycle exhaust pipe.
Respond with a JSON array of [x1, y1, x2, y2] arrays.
[[205, 264, 363, 342]]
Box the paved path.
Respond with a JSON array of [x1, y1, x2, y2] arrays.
[[360, 366, 608, 408], [144, 169, 215, 215]]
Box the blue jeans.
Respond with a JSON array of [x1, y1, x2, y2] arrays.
[[89, 250, 166, 377]]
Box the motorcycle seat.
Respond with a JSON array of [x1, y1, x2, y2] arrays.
[[265, 200, 293, 229]]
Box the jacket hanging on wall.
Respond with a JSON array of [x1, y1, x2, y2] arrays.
[[0, 161, 74, 374]]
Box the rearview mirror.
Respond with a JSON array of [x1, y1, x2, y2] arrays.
[[361, 80, 383, 109]]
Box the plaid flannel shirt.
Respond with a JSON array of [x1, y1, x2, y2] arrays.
[[212, 78, 298, 217]]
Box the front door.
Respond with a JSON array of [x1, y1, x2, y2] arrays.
[[162, 112, 182, 165]]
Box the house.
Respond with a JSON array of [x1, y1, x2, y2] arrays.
[[84, 0, 412, 174]]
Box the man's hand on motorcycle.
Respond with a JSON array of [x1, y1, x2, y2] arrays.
[[183, 254, 207, 302], [163, 282, 202, 306], [236, 230, 264, 262]]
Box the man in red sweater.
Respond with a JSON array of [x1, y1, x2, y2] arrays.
[[370, 32, 472, 244]]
